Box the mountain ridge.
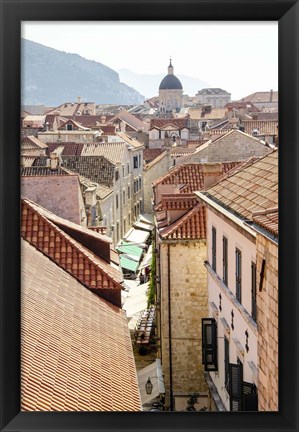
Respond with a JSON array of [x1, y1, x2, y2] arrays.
[[21, 39, 145, 106]]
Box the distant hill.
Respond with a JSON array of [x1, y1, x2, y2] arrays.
[[118, 69, 210, 99], [21, 39, 144, 106]]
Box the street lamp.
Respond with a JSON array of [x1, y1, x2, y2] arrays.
[[145, 377, 154, 395]]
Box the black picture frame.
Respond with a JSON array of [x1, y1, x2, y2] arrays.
[[0, 0, 298, 431]]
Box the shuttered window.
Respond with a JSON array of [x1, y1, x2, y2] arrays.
[[229, 360, 243, 411], [235, 248, 242, 303], [229, 362, 258, 411], [212, 227, 217, 272], [223, 236, 228, 285], [133, 156, 138, 169], [202, 318, 218, 371], [224, 337, 229, 391], [251, 262, 257, 322]]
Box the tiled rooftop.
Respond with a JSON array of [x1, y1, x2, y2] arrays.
[[204, 150, 278, 220], [252, 207, 278, 237], [144, 149, 164, 165], [155, 193, 198, 212], [46, 142, 84, 156], [116, 132, 144, 149], [159, 203, 206, 240], [21, 198, 122, 306], [189, 108, 227, 120], [81, 142, 126, 163], [21, 167, 70, 176], [153, 162, 241, 193], [240, 91, 278, 103], [61, 156, 116, 187], [21, 135, 48, 150], [21, 239, 141, 411], [109, 110, 146, 132], [242, 120, 278, 136], [21, 157, 36, 167], [150, 118, 189, 130]]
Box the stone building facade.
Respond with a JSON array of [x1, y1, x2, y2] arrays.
[[157, 239, 208, 410], [252, 209, 278, 411]]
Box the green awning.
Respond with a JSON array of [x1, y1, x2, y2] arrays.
[[119, 255, 140, 272], [116, 241, 143, 259]]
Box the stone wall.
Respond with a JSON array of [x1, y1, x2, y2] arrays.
[[158, 240, 208, 410], [256, 234, 278, 411], [184, 131, 273, 163], [22, 175, 86, 225], [143, 154, 170, 214]]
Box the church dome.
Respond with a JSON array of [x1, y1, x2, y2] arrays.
[[159, 60, 183, 90]]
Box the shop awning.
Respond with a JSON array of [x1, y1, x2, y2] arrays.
[[124, 228, 150, 245], [133, 221, 154, 232], [119, 255, 140, 272], [139, 245, 153, 270], [139, 213, 155, 225], [116, 241, 143, 260], [123, 282, 149, 319]]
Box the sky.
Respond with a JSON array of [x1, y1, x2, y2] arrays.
[[22, 21, 278, 101]]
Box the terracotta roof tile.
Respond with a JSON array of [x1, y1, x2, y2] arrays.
[[153, 162, 241, 193], [150, 118, 189, 131], [252, 207, 278, 236], [155, 193, 198, 212], [205, 151, 278, 220], [46, 143, 84, 156], [21, 198, 122, 306], [160, 203, 206, 240], [21, 135, 48, 150], [21, 167, 70, 176], [109, 110, 146, 132], [21, 239, 141, 411], [242, 120, 278, 136], [81, 142, 126, 163], [144, 149, 164, 165]]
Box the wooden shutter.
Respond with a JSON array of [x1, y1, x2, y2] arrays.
[[251, 262, 257, 321], [202, 318, 218, 371], [212, 227, 216, 271], [243, 382, 258, 411], [223, 236, 228, 285], [235, 249, 242, 303], [229, 362, 242, 411]]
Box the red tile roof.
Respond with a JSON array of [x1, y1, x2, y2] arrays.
[[21, 135, 48, 150], [155, 193, 198, 212], [144, 148, 164, 165], [21, 198, 122, 307], [46, 142, 84, 156], [150, 118, 189, 131], [153, 162, 241, 193], [21, 239, 141, 411], [252, 207, 278, 237], [160, 203, 206, 240], [204, 151, 278, 220]]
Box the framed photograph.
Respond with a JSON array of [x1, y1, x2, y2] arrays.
[[1, 0, 298, 431]]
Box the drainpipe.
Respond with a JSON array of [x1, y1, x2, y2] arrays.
[[167, 243, 174, 411]]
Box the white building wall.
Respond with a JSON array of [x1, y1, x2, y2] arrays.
[[206, 208, 258, 410]]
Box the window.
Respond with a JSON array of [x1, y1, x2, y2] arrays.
[[212, 227, 217, 272], [251, 262, 257, 322], [122, 165, 125, 177], [235, 248, 242, 303], [128, 213, 131, 226], [229, 359, 243, 411], [202, 318, 218, 371], [116, 222, 120, 242], [123, 219, 126, 234], [127, 162, 130, 174], [115, 170, 119, 181], [116, 194, 119, 209], [66, 123, 73, 131], [138, 154, 141, 167], [223, 236, 228, 285], [139, 199, 143, 213], [123, 190, 126, 204], [229, 360, 258, 411], [133, 156, 138, 169], [224, 337, 229, 391], [128, 185, 131, 199], [139, 177, 142, 190]]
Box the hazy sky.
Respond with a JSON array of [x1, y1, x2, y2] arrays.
[[22, 21, 278, 100]]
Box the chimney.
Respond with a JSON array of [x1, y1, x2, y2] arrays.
[[101, 115, 106, 124], [270, 89, 273, 102], [50, 152, 59, 170], [203, 163, 223, 189], [77, 96, 81, 103]]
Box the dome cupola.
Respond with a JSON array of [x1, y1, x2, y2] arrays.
[[159, 59, 183, 90]]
